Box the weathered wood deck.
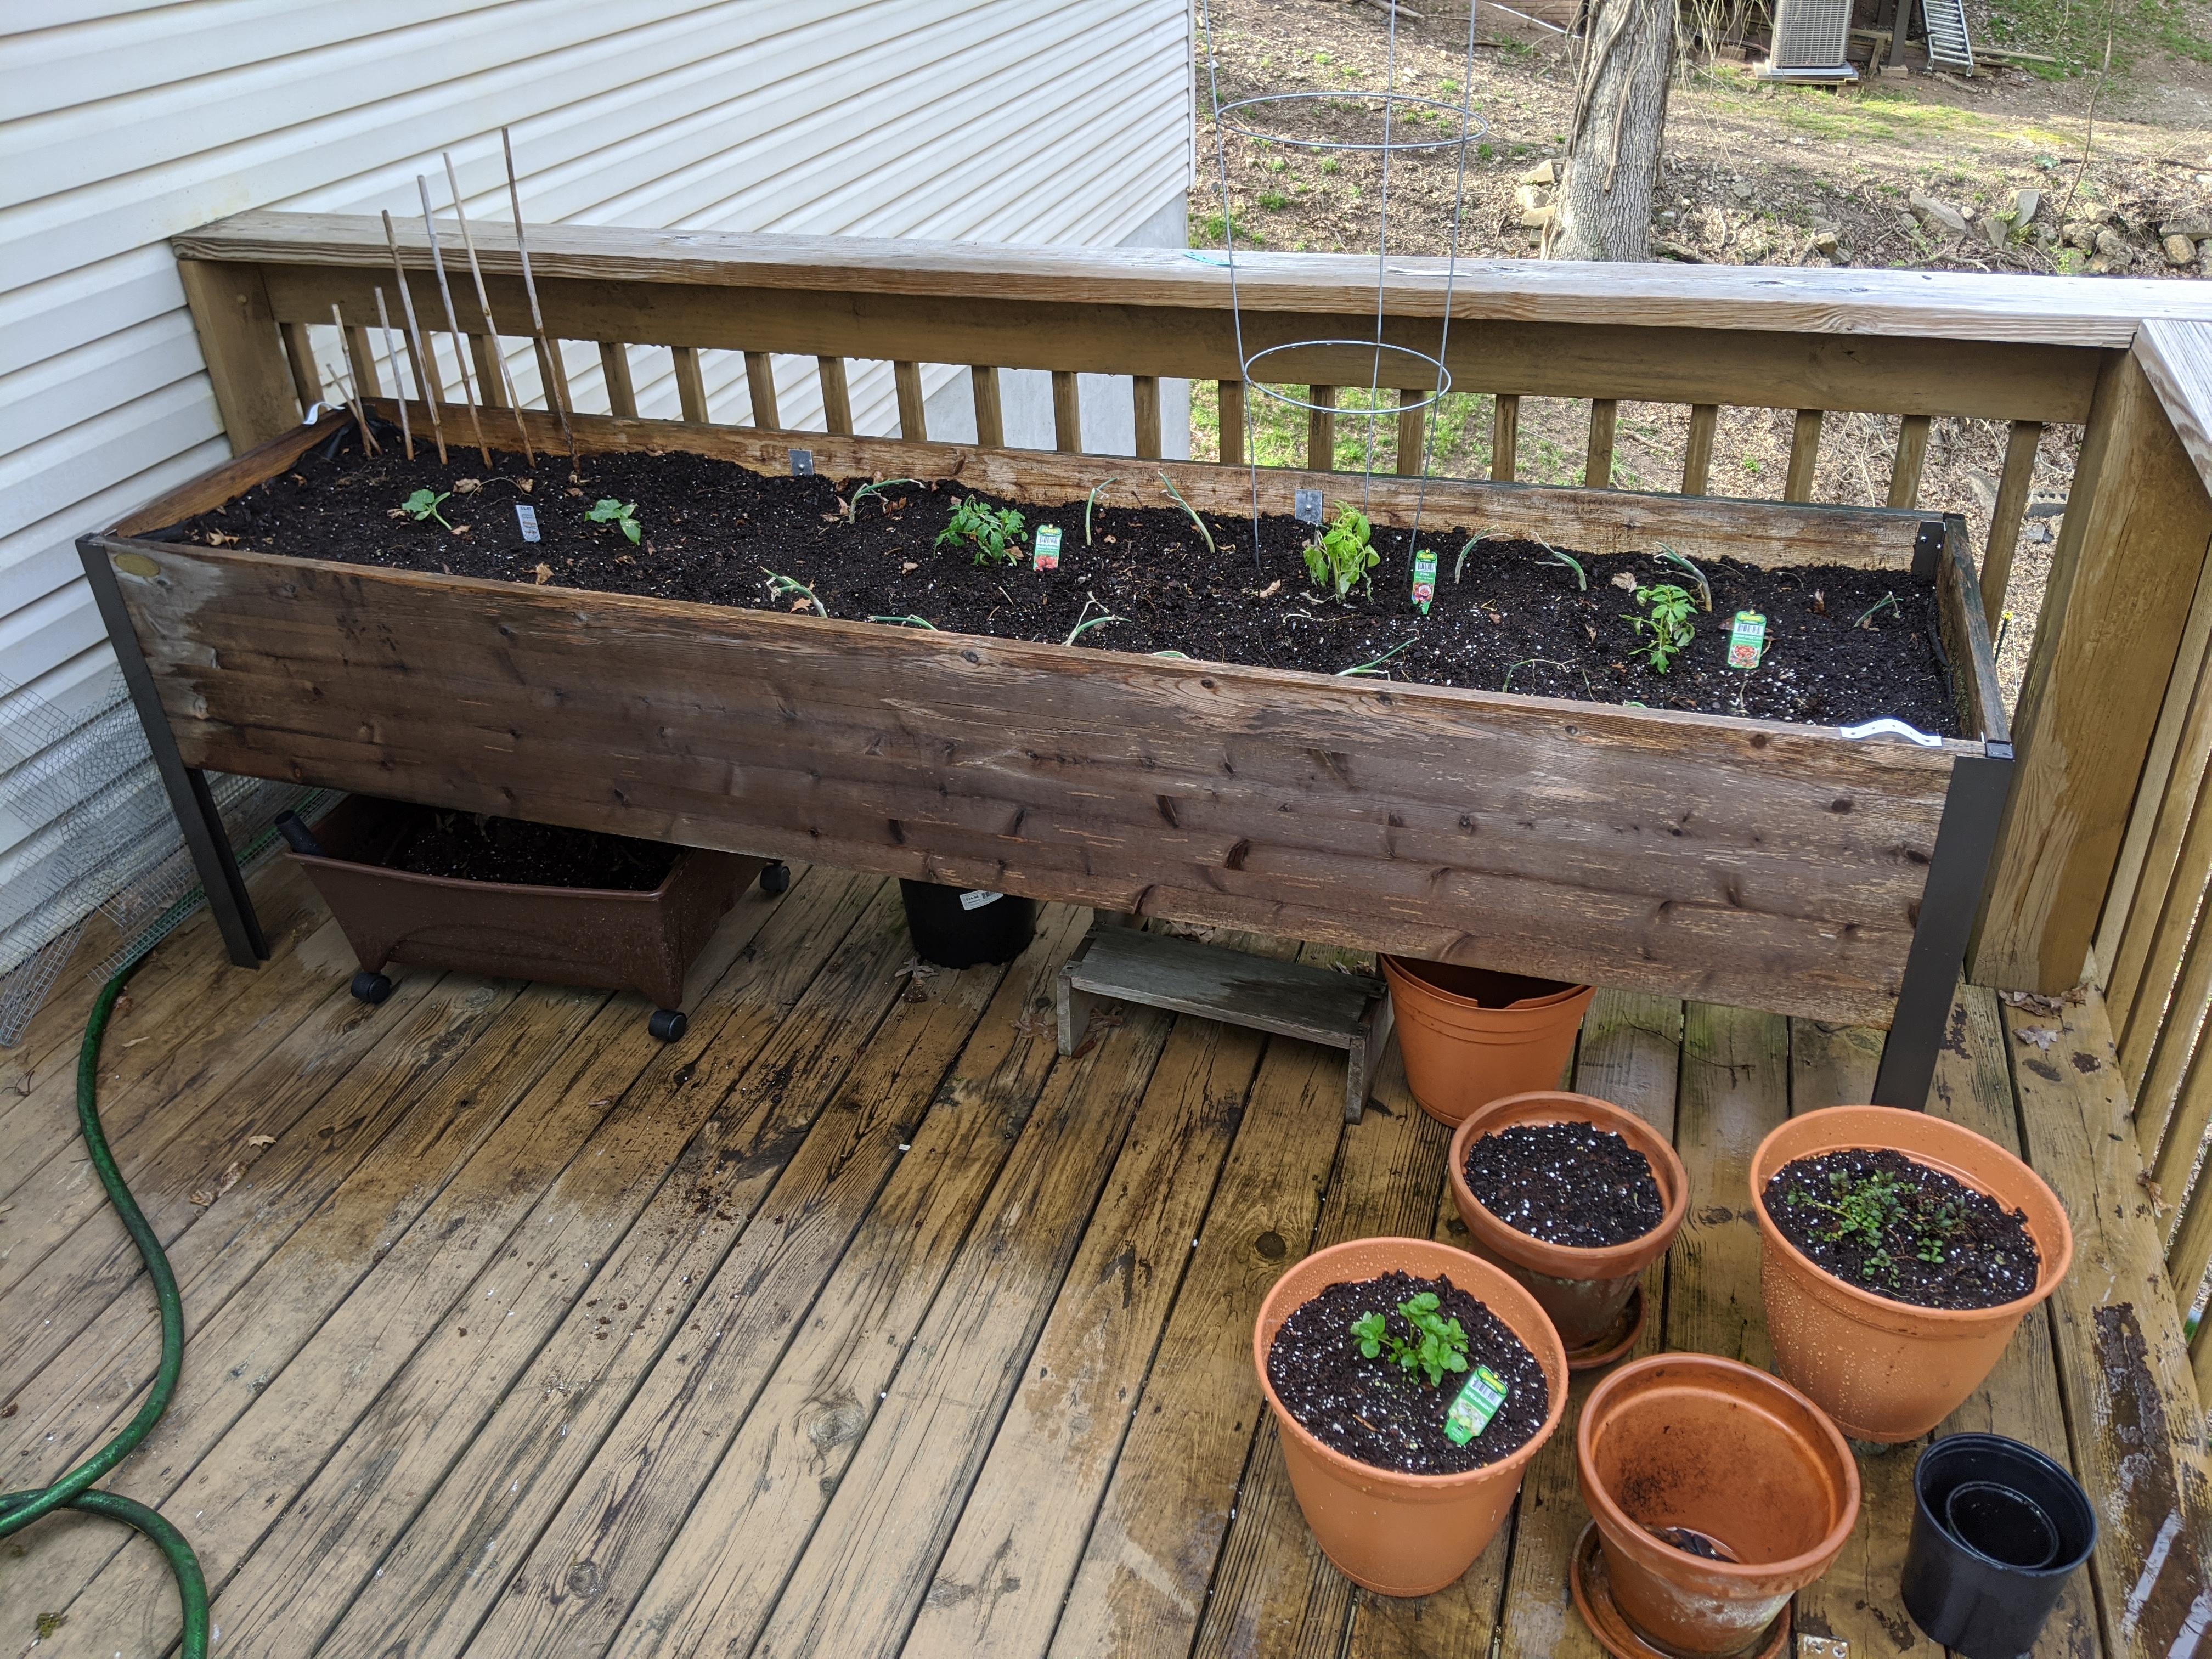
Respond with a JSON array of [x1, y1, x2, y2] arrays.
[[3, 857, 2204, 1659]]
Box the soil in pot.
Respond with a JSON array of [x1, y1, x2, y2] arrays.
[[1762, 1147, 2040, 1311], [1265, 1268, 1551, 1474], [172, 436, 1962, 732], [390, 810, 680, 891], [1464, 1121, 1666, 1249]]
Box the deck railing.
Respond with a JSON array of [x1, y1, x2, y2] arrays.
[[167, 214, 2212, 1354]]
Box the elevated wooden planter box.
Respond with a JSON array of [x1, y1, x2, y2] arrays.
[[80, 402, 2011, 1104]]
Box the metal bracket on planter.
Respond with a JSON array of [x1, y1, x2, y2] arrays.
[[1912, 520, 1946, 580], [788, 448, 814, 476], [1841, 718, 1943, 748], [1294, 489, 1324, 526], [1871, 736, 2015, 1109]]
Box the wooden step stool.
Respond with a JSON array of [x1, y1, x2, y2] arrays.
[[1057, 925, 1393, 1121]]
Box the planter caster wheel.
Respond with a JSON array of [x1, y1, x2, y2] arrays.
[[759, 861, 791, 895], [351, 971, 393, 1005], [648, 1008, 689, 1042]]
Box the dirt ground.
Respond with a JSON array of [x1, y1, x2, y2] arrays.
[[1185, 0, 2212, 707]]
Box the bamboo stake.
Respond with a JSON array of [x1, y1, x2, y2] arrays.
[[381, 209, 448, 464], [374, 286, 415, 460], [441, 150, 535, 465], [501, 126, 575, 464], [327, 303, 381, 455], [417, 173, 493, 469]]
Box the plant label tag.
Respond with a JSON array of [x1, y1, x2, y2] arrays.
[[1032, 525, 1063, 571], [958, 889, 1004, 911], [1728, 610, 1767, 669], [788, 448, 814, 476], [1444, 1364, 1509, 1444], [515, 504, 541, 543], [1294, 489, 1324, 527], [1411, 548, 1438, 614]]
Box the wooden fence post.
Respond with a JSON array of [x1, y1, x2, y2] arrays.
[[1973, 348, 2212, 992], [177, 259, 299, 453]]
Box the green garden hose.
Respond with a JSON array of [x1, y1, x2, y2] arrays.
[[0, 959, 211, 1657]]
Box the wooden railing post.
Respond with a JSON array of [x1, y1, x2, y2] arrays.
[[1307, 386, 1336, 471], [177, 259, 301, 452], [894, 361, 928, 442], [1887, 414, 1931, 508], [1586, 399, 1617, 488], [1681, 404, 1717, 495], [1980, 420, 2044, 627], [1784, 409, 1823, 501], [1133, 375, 1161, 460], [1491, 394, 1519, 482], [744, 352, 781, 430], [1396, 388, 1425, 477], [600, 342, 638, 418], [1974, 348, 2212, 992], [1217, 380, 1245, 467], [970, 366, 1003, 448], [1051, 370, 1081, 453], [671, 346, 708, 423], [819, 357, 853, 435]]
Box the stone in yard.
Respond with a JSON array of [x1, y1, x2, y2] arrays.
[[2167, 234, 2200, 266], [1910, 190, 1969, 234], [2007, 187, 2041, 226], [1812, 230, 1843, 262], [2159, 211, 2210, 239], [2064, 221, 2100, 251], [1730, 179, 1754, 202], [1517, 159, 1557, 186], [1513, 183, 1550, 212], [1982, 216, 2009, 248], [2095, 227, 2133, 264]]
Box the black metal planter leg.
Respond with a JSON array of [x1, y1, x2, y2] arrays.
[[1871, 742, 2013, 1109], [77, 537, 269, 969]]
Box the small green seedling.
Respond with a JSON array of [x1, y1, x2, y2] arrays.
[[1654, 545, 1711, 611], [866, 613, 937, 629], [1306, 504, 1378, 600], [400, 488, 456, 533], [846, 478, 921, 523], [1085, 476, 1123, 546], [587, 498, 642, 544], [1785, 1167, 1961, 1285], [1537, 542, 1587, 591], [1624, 583, 1696, 674], [1158, 472, 1217, 557], [1336, 637, 1413, 678], [761, 568, 827, 617], [1855, 591, 1901, 629], [1455, 526, 1503, 584], [1351, 1291, 1471, 1387], [936, 496, 1026, 565], [1064, 594, 1125, 646]]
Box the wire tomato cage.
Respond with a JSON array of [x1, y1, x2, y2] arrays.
[[1196, 0, 1491, 575]]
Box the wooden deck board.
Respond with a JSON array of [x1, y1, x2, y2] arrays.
[[1, 857, 2192, 1659]]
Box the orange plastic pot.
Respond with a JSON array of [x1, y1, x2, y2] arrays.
[[1252, 1236, 1570, 1596], [1750, 1106, 2073, 1443], [1448, 1092, 1688, 1361], [1380, 957, 1595, 1128], [1577, 1354, 1860, 1658]]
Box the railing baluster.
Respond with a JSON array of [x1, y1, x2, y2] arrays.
[[1307, 386, 1336, 472], [1682, 404, 1718, 495], [896, 361, 928, 442], [1217, 381, 1246, 466], [344, 325, 381, 399], [1888, 414, 1931, 508], [744, 351, 781, 430], [1051, 370, 1081, 453], [672, 346, 708, 424], [1785, 409, 1824, 501], [1587, 399, 1618, 488], [280, 321, 321, 413], [600, 342, 638, 418], [470, 335, 508, 408], [1982, 420, 2045, 628], [1133, 375, 1161, 461], [818, 358, 853, 436], [1491, 394, 1519, 482], [535, 338, 572, 425], [1396, 389, 1425, 477], [970, 366, 1002, 448]]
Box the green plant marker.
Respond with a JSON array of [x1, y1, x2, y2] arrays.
[[1033, 524, 1063, 571], [1411, 548, 1438, 614], [1728, 611, 1767, 670], [1444, 1364, 1510, 1444]]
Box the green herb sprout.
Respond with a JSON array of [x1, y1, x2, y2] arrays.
[[1855, 591, 1901, 629], [1064, 594, 1125, 646], [400, 488, 456, 533], [1336, 637, 1413, 678], [1785, 1167, 1962, 1285], [1624, 583, 1696, 674], [586, 498, 642, 544], [866, 613, 937, 629], [761, 568, 827, 617], [1455, 526, 1503, 584], [936, 496, 1027, 566], [1158, 472, 1217, 557], [1351, 1291, 1471, 1387], [1305, 504, 1378, 601], [1537, 542, 1587, 591], [1086, 476, 1123, 546], [847, 478, 921, 524], [1654, 545, 1712, 611]]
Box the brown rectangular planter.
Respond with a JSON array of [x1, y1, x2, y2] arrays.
[[288, 794, 760, 1023], [81, 404, 2010, 1102]]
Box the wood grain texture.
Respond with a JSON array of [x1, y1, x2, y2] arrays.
[[1978, 350, 2212, 993], [1396, 387, 1426, 478], [896, 359, 928, 441], [177, 258, 301, 452], [745, 348, 781, 429], [1668, 1002, 1790, 1369], [1308, 383, 1336, 471], [671, 343, 707, 424], [1888, 413, 1932, 509], [1939, 516, 2011, 745], [1219, 379, 1246, 467], [1784, 408, 1824, 503], [2134, 318, 2212, 498], [820, 355, 854, 435], [600, 340, 638, 417], [1682, 403, 1717, 496], [92, 519, 1965, 1024], [1051, 370, 1081, 452], [971, 363, 1003, 448], [281, 319, 322, 411], [1586, 398, 1617, 488], [1134, 374, 1162, 460], [2006, 993, 2210, 1659], [1494, 393, 1520, 481], [1982, 419, 2045, 626]]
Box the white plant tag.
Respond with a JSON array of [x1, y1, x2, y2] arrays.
[[958, 890, 1004, 911], [516, 504, 541, 542]]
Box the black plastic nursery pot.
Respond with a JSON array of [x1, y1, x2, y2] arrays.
[[1900, 1433, 2096, 1659], [898, 879, 1039, 969]]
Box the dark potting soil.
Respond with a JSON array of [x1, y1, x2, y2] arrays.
[[1464, 1121, 1665, 1249], [1762, 1147, 2041, 1311], [1266, 1269, 1550, 1474], [170, 430, 1962, 731], [390, 811, 679, 891]]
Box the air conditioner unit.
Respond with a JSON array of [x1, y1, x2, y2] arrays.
[[1761, 0, 1857, 82]]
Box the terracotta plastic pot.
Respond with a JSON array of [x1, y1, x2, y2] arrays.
[[1576, 1354, 1860, 1658], [1447, 1092, 1689, 1364], [1750, 1105, 2073, 1443], [1252, 1236, 1570, 1597], [1380, 957, 1595, 1127]]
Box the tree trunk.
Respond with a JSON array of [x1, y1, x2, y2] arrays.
[[1549, 0, 1675, 262]]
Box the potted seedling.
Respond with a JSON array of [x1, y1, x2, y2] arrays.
[[935, 495, 1026, 565], [1750, 1105, 2072, 1442], [1575, 1353, 1860, 1658], [1447, 1091, 1689, 1368], [1252, 1235, 1567, 1597], [1378, 960, 1595, 1127], [586, 498, 642, 544], [1623, 582, 1696, 673]]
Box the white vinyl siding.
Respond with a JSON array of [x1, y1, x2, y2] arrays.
[[0, 0, 1193, 935]]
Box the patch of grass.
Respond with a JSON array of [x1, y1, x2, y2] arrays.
[[1259, 191, 1290, 210], [1984, 0, 2212, 72]]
